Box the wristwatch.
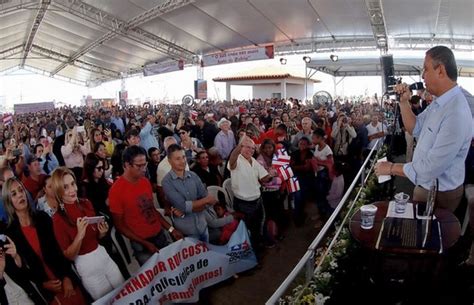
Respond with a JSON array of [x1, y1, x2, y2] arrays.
[[168, 226, 175, 233]]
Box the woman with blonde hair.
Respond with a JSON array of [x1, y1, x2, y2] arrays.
[[2, 177, 88, 305], [50, 167, 124, 300], [85, 128, 114, 157]]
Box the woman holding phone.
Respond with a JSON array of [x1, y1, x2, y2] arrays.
[[61, 127, 88, 181], [2, 177, 87, 305], [50, 167, 124, 300]]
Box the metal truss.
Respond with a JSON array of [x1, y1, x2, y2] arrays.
[[0, 44, 24, 60], [29, 45, 120, 78], [20, 0, 51, 67], [275, 37, 378, 55], [364, 0, 389, 51], [49, 0, 196, 76], [391, 37, 474, 52], [0, 0, 39, 16]]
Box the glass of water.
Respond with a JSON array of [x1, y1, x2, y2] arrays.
[[394, 192, 410, 214], [360, 204, 378, 229]]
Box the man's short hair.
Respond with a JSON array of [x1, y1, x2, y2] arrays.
[[313, 128, 326, 138], [122, 145, 147, 165], [124, 128, 140, 140], [147, 147, 159, 158], [276, 123, 287, 132], [196, 151, 207, 159], [426, 46, 458, 82], [167, 144, 183, 158]]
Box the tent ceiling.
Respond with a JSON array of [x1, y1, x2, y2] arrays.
[[307, 55, 474, 78], [0, 0, 473, 86]]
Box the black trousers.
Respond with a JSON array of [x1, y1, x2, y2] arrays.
[[233, 197, 264, 252]]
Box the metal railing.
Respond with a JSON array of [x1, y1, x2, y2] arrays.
[[266, 140, 381, 304]]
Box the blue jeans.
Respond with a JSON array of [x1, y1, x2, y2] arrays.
[[187, 228, 209, 243], [131, 230, 169, 266], [315, 169, 331, 216]]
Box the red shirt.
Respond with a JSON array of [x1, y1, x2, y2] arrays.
[[109, 176, 162, 239], [52, 199, 99, 255], [22, 174, 47, 199], [21, 225, 56, 280]]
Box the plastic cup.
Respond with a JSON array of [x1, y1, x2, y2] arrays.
[[394, 192, 410, 214], [360, 204, 378, 229]]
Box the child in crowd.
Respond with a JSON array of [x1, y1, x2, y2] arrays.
[[214, 202, 239, 245], [326, 162, 345, 213]]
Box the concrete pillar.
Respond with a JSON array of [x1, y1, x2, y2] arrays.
[[281, 79, 287, 99], [226, 82, 231, 101]]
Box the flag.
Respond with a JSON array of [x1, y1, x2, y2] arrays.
[[277, 148, 288, 156], [2, 114, 12, 126], [190, 110, 198, 120], [272, 154, 290, 168], [287, 177, 300, 193], [278, 164, 294, 181]]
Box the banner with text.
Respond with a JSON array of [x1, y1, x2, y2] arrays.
[[202, 45, 274, 67], [14, 102, 55, 115], [94, 222, 256, 305], [143, 60, 184, 76]]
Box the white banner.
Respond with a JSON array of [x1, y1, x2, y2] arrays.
[[202, 45, 274, 67], [94, 222, 257, 305], [143, 60, 184, 76], [13, 102, 54, 114]]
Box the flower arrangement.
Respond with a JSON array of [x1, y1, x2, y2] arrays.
[[281, 147, 387, 304]]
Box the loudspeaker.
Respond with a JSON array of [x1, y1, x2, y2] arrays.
[[380, 55, 395, 94]]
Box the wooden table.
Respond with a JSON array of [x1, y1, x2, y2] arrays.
[[350, 201, 461, 253]]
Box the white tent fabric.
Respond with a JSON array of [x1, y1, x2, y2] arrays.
[[1, 0, 473, 85]]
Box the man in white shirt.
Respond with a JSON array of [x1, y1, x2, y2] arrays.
[[366, 114, 386, 150], [228, 136, 272, 256]]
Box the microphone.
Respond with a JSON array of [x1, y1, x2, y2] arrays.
[[409, 82, 424, 90]]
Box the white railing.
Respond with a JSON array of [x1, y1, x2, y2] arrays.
[[266, 140, 381, 305]]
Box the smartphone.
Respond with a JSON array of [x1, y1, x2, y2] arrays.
[[0, 234, 7, 249], [12, 148, 22, 157], [84, 216, 105, 224], [76, 126, 85, 133]]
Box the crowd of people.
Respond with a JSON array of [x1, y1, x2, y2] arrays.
[[0, 91, 465, 304]]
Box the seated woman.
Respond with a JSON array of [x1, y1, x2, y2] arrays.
[[85, 128, 114, 157], [2, 177, 87, 305], [37, 175, 58, 217], [178, 126, 204, 165], [81, 154, 111, 218], [0, 235, 36, 305], [93, 142, 113, 179], [50, 167, 124, 300], [192, 151, 222, 187]]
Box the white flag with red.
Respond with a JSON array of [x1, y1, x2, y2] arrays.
[[287, 177, 300, 193], [272, 154, 290, 168], [2, 114, 13, 126], [278, 164, 294, 181]]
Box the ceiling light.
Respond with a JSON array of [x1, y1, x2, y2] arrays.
[[330, 54, 338, 62], [303, 56, 311, 63], [280, 58, 287, 65]]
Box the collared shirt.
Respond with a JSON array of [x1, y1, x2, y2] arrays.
[[162, 170, 208, 237], [403, 85, 472, 191], [111, 116, 125, 134], [139, 121, 160, 151], [214, 130, 236, 160], [228, 154, 268, 201]]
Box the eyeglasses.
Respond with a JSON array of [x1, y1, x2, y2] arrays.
[[178, 131, 187, 135], [95, 166, 104, 171], [132, 162, 148, 169]]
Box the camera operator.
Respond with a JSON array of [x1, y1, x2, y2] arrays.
[[375, 46, 472, 211]]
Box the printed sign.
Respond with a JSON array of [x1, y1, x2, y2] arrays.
[[94, 222, 257, 305], [202, 45, 274, 67], [143, 60, 184, 76]]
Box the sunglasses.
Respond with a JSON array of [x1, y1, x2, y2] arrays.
[[95, 166, 104, 171], [179, 131, 187, 135]]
